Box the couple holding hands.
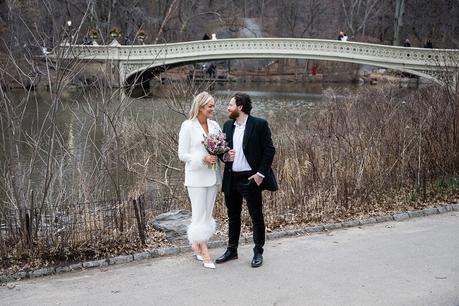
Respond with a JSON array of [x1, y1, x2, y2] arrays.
[[178, 92, 278, 269]]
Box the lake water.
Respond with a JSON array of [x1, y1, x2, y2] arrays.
[[1, 82, 359, 202]]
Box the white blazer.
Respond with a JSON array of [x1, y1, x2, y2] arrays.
[[178, 118, 223, 187]]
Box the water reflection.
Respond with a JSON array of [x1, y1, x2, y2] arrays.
[[148, 82, 357, 120]]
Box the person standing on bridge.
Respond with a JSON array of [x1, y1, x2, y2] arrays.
[[424, 39, 433, 48], [216, 93, 278, 268], [178, 91, 223, 269], [403, 38, 411, 47]]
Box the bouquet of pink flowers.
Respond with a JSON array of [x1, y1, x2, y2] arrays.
[[202, 132, 230, 169]]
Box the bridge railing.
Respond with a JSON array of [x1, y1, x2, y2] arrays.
[[50, 38, 459, 85], [55, 38, 459, 68]]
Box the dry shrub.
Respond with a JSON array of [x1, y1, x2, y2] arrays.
[[264, 84, 459, 228]]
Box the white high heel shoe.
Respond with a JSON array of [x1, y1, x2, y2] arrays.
[[195, 254, 204, 261], [203, 261, 216, 269]]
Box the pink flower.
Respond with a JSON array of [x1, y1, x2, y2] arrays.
[[203, 132, 230, 155]]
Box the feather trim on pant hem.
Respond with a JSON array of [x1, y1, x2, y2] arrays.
[[187, 219, 216, 244]]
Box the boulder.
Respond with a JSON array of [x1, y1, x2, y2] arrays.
[[151, 210, 191, 241]]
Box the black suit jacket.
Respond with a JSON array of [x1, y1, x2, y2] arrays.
[[222, 115, 278, 193]]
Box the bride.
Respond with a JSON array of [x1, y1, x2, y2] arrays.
[[178, 91, 222, 269]]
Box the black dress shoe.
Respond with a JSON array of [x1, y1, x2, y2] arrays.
[[215, 249, 238, 264], [251, 253, 263, 268]]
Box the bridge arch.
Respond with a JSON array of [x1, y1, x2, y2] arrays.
[[125, 53, 438, 86]]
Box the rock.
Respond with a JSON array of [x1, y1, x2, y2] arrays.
[[55, 266, 72, 273], [323, 223, 342, 230], [407, 210, 424, 218], [422, 208, 438, 216], [108, 255, 133, 265], [157, 247, 179, 256], [359, 218, 377, 225], [7, 283, 16, 289], [133, 252, 151, 261], [393, 213, 409, 221], [376, 215, 394, 223], [437, 207, 447, 214], [151, 210, 191, 240], [342, 220, 360, 228], [82, 259, 107, 269], [15, 272, 27, 280], [305, 225, 325, 233], [68, 263, 83, 271], [31, 268, 54, 278]]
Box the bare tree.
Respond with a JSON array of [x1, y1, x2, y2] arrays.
[[300, 0, 327, 37], [340, 0, 383, 39], [154, 0, 181, 43], [393, 0, 406, 45]]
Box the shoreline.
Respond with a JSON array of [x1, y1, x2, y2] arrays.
[[1, 69, 426, 91]]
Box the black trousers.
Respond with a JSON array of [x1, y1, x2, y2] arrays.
[[224, 171, 265, 254]]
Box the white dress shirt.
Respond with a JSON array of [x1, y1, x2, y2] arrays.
[[232, 117, 252, 172]]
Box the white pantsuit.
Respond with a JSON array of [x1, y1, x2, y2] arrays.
[[178, 118, 222, 244], [186, 185, 218, 243]]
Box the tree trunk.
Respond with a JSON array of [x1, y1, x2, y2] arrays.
[[154, 0, 180, 44], [393, 0, 405, 46]]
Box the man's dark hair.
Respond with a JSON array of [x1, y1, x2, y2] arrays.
[[233, 92, 252, 114]]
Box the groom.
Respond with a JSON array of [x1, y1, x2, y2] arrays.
[[216, 92, 278, 268]]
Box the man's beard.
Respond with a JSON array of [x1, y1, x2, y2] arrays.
[[229, 108, 239, 119]]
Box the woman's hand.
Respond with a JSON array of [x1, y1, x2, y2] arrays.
[[204, 155, 218, 165]]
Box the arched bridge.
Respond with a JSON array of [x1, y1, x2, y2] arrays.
[[56, 38, 459, 86]]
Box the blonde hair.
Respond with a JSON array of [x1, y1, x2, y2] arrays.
[[188, 91, 214, 120]]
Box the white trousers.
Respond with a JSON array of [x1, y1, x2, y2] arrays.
[[187, 185, 218, 244]]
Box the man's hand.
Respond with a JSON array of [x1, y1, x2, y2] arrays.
[[248, 173, 264, 186], [225, 149, 235, 162]]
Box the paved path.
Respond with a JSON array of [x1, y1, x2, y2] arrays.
[[2, 212, 458, 306]]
